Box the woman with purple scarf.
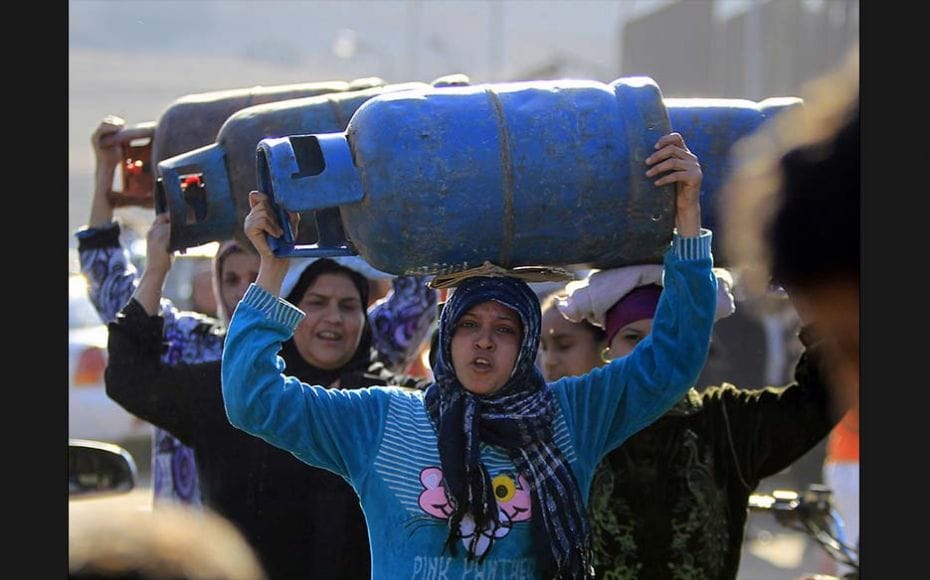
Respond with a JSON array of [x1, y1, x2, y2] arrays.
[[222, 132, 717, 579], [548, 263, 844, 579]]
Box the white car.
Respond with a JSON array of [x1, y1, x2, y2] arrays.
[[69, 275, 152, 444]]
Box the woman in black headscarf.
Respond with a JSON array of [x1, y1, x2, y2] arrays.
[[106, 230, 432, 579]]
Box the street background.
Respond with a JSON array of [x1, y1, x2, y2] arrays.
[[69, 2, 859, 578]]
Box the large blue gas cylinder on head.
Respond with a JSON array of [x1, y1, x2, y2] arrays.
[[156, 81, 444, 252], [257, 77, 676, 275], [665, 96, 803, 263]]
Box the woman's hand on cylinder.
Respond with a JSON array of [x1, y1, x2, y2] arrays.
[[245, 191, 286, 258], [245, 191, 294, 296], [645, 132, 702, 237], [144, 212, 174, 278], [91, 115, 127, 173], [131, 212, 173, 316]]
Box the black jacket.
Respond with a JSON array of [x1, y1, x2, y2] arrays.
[[106, 299, 427, 580], [589, 327, 844, 579]]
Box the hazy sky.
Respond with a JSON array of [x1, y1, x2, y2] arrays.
[[70, 0, 669, 235]]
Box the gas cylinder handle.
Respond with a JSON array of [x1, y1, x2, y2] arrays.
[[256, 136, 360, 258]]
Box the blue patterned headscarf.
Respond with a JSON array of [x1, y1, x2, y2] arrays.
[[424, 276, 594, 578]]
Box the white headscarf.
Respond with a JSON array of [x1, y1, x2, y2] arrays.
[[280, 255, 394, 300], [557, 264, 737, 328]]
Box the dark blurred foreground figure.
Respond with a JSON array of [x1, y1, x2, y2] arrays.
[[69, 502, 267, 580], [723, 44, 860, 579], [722, 45, 859, 414]]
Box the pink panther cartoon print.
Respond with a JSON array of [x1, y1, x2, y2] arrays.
[[418, 467, 532, 556]]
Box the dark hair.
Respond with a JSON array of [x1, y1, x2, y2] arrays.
[[769, 101, 859, 289]]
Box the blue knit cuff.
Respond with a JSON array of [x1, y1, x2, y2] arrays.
[[671, 228, 713, 261], [242, 284, 305, 332]]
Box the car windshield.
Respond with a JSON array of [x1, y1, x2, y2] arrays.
[[70, 276, 103, 329]]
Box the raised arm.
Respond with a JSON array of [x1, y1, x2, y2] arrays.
[[77, 116, 218, 357], [88, 116, 127, 228], [561, 231, 717, 462], [105, 298, 217, 446], [77, 117, 143, 322], [131, 213, 173, 315], [221, 192, 388, 478], [703, 325, 843, 486], [121, 211, 224, 363], [559, 132, 717, 463]]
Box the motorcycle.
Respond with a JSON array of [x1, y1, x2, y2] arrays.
[[748, 484, 859, 579]]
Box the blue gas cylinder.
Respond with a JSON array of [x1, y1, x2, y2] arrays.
[[257, 77, 676, 275], [157, 78, 469, 252], [665, 96, 803, 262]]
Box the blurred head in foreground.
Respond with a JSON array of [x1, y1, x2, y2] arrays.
[[722, 44, 859, 411], [69, 502, 267, 580]]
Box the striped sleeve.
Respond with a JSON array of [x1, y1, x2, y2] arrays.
[[240, 283, 305, 331], [672, 228, 713, 261]]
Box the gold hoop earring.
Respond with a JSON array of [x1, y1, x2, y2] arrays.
[[601, 346, 612, 364]]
